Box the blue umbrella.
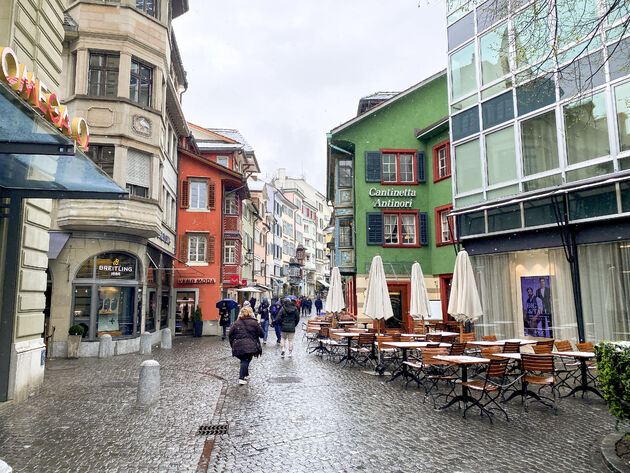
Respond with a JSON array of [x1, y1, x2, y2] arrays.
[[284, 295, 298, 300], [216, 299, 238, 310]]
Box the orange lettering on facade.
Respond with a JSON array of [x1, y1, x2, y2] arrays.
[[0, 46, 89, 151]]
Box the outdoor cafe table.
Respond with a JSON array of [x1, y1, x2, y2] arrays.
[[432, 355, 490, 410], [466, 339, 538, 347], [382, 341, 452, 382], [551, 351, 602, 399], [329, 332, 363, 363]]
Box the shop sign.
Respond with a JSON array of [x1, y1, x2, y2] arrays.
[[178, 278, 216, 284], [228, 274, 240, 284], [368, 187, 416, 208], [97, 255, 135, 279], [158, 232, 171, 245], [241, 279, 247, 286], [0, 46, 90, 150]]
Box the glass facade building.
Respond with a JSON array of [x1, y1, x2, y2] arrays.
[[447, 0, 630, 343]]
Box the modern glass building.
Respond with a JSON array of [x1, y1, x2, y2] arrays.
[[447, 0, 630, 343]]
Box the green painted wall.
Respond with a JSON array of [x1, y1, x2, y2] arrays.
[[331, 73, 456, 276]]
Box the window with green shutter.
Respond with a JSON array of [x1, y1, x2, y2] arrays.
[[365, 151, 382, 182], [366, 213, 384, 245]]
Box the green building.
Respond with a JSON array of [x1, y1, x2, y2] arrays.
[[326, 71, 456, 329]]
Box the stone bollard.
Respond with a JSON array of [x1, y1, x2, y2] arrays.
[[160, 328, 172, 349], [0, 459, 12, 473], [98, 334, 114, 358], [139, 332, 152, 355], [137, 360, 160, 406]]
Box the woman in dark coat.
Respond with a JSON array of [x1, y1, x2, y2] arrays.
[[228, 301, 264, 385]]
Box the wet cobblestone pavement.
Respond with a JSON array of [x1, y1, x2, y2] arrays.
[[0, 324, 616, 472]]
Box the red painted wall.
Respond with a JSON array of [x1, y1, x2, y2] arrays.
[[174, 149, 241, 321]]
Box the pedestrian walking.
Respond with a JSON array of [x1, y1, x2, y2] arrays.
[[277, 297, 300, 358], [218, 301, 231, 340], [257, 297, 271, 344], [300, 297, 308, 316], [306, 298, 313, 316], [315, 296, 323, 316], [228, 301, 264, 385], [270, 300, 282, 344], [249, 297, 256, 311]]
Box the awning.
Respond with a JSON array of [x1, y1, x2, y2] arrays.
[[0, 81, 127, 199], [236, 286, 262, 293], [316, 279, 330, 288], [48, 231, 70, 259]]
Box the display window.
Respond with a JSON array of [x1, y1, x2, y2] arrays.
[[72, 252, 140, 340]]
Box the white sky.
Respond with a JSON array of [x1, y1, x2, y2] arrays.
[[174, 0, 447, 195]]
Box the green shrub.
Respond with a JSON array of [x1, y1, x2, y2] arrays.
[[68, 324, 85, 336], [595, 341, 630, 427], [193, 306, 203, 322]]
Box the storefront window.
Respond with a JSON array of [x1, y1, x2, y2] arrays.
[[450, 42, 477, 100], [161, 291, 169, 329], [455, 139, 482, 193], [71, 253, 140, 340], [146, 290, 157, 332], [564, 92, 609, 165], [480, 22, 510, 85], [615, 81, 630, 152], [486, 126, 517, 186], [521, 110, 559, 176]]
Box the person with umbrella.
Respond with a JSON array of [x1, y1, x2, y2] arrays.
[[228, 301, 264, 385], [219, 301, 230, 340], [257, 297, 271, 344]]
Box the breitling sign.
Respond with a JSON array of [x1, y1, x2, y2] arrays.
[[0, 46, 90, 150]]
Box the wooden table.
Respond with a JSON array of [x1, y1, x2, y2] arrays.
[[551, 351, 602, 399], [329, 331, 362, 364], [382, 341, 452, 382], [432, 355, 490, 410], [466, 339, 538, 347]]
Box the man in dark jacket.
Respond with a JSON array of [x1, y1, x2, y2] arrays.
[[270, 300, 282, 345], [277, 298, 300, 358], [315, 297, 323, 316]]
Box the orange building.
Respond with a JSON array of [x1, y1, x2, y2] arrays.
[[173, 140, 245, 335]]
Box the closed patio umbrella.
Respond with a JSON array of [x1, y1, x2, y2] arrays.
[[447, 250, 483, 336], [409, 261, 432, 328], [324, 266, 345, 314], [363, 255, 393, 324]]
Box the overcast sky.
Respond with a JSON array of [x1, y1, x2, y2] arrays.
[[174, 1, 447, 195]]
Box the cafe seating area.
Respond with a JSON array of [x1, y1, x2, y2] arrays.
[[304, 315, 603, 424]]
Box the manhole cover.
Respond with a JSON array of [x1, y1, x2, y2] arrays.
[[198, 424, 229, 435], [268, 376, 303, 384], [102, 381, 136, 389]]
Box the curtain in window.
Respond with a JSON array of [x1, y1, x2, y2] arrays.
[[401, 215, 416, 244], [127, 149, 150, 187], [547, 248, 579, 343], [578, 242, 630, 342]]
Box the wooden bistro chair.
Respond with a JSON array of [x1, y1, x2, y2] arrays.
[[350, 333, 376, 367], [461, 358, 511, 424], [480, 346, 503, 360], [449, 342, 467, 357], [325, 329, 348, 361], [521, 354, 559, 414], [575, 342, 598, 386], [552, 339, 579, 391], [426, 333, 443, 343], [533, 344, 552, 354], [375, 335, 401, 375], [421, 347, 458, 407], [536, 339, 555, 352], [481, 334, 497, 341]]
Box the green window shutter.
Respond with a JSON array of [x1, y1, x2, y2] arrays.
[[418, 212, 429, 246], [417, 151, 426, 183], [366, 212, 384, 245], [365, 151, 382, 182]]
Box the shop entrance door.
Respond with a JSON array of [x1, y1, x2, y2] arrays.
[[440, 274, 453, 322], [176, 291, 196, 336], [385, 283, 409, 330]]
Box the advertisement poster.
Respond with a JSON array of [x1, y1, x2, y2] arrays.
[[521, 275, 553, 338]]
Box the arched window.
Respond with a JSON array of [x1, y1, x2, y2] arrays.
[[72, 252, 141, 339]]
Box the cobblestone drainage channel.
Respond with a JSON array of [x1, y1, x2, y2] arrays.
[[198, 424, 229, 436], [267, 376, 303, 384]]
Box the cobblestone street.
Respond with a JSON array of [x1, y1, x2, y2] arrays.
[[0, 325, 617, 472]]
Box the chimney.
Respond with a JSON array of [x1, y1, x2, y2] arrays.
[[277, 168, 286, 181]]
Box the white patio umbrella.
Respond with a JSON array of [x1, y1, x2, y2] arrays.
[[363, 255, 393, 324], [324, 267, 345, 313], [409, 261, 432, 326], [447, 250, 483, 336]]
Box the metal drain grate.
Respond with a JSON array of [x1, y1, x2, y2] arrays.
[[198, 424, 229, 436]]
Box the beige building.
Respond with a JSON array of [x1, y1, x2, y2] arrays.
[[47, 0, 190, 357], [0, 0, 126, 402]]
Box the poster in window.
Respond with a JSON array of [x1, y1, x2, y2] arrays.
[[521, 275, 552, 338]]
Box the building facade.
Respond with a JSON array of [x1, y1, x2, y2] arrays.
[[46, 0, 189, 359], [446, 0, 630, 343], [327, 72, 455, 329]]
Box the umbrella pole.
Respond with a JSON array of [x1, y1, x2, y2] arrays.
[[459, 321, 464, 340]]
